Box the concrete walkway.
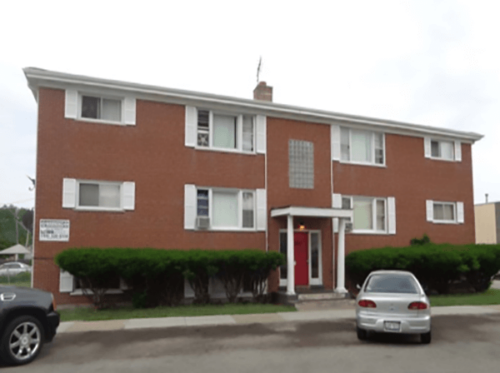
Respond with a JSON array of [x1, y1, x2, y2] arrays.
[[58, 304, 500, 334]]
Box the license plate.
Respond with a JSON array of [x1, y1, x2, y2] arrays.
[[384, 321, 401, 331]]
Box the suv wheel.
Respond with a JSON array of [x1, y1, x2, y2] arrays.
[[0, 316, 45, 365]]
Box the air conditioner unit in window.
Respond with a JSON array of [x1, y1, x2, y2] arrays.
[[345, 222, 353, 233], [196, 216, 210, 229]]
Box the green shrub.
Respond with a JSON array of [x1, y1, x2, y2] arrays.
[[346, 244, 500, 295], [214, 250, 285, 303], [410, 234, 431, 246], [55, 248, 285, 308], [132, 291, 147, 309]]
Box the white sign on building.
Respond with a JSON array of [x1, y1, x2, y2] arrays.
[[39, 219, 70, 242]]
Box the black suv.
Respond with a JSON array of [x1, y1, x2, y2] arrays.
[[0, 286, 59, 365]]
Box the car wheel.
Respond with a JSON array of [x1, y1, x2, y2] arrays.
[[420, 331, 431, 344], [0, 316, 45, 366], [357, 326, 368, 341]]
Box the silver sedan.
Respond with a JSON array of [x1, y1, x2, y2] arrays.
[[355, 270, 431, 344], [0, 262, 32, 277]]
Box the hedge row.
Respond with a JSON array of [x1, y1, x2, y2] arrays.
[[346, 244, 500, 294], [55, 248, 284, 308]]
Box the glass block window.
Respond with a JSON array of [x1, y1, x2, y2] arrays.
[[289, 140, 314, 189]]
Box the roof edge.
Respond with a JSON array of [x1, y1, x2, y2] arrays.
[[23, 67, 484, 142]]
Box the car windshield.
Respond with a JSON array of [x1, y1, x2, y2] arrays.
[[364, 274, 420, 294]]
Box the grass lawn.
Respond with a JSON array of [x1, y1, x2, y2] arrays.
[[0, 281, 31, 288], [430, 288, 500, 307], [59, 303, 296, 322]]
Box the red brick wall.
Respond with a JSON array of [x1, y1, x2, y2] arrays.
[[333, 133, 475, 254], [34, 87, 477, 303], [34, 88, 266, 304], [266, 117, 334, 292]]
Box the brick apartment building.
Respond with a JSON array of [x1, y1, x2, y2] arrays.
[[24, 68, 482, 305]]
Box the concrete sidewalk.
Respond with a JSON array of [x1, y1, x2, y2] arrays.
[[57, 304, 500, 334]]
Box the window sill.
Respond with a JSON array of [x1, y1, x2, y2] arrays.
[[194, 146, 257, 156], [430, 220, 459, 225], [193, 228, 260, 232], [428, 156, 457, 162], [74, 207, 125, 213], [349, 230, 390, 235], [337, 160, 386, 168], [75, 117, 127, 126], [70, 289, 124, 296]]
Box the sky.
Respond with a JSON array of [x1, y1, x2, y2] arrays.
[[0, 0, 499, 208]]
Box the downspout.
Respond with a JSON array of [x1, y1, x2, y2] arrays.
[[330, 125, 336, 291]]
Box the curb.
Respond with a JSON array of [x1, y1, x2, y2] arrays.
[[57, 305, 500, 334]]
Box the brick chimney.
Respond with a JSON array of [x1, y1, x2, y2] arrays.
[[253, 81, 273, 102]]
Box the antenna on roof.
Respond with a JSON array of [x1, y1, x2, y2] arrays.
[[256, 56, 262, 82]]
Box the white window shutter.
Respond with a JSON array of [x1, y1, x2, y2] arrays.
[[256, 189, 267, 231], [424, 137, 431, 158], [388, 197, 396, 234], [122, 182, 135, 210], [331, 125, 341, 160], [185, 106, 197, 147], [426, 200, 434, 222], [59, 270, 74, 293], [457, 202, 464, 223], [62, 178, 76, 208], [65, 89, 78, 119], [184, 184, 196, 230], [332, 193, 342, 232], [124, 97, 136, 125], [454, 141, 462, 162], [256, 115, 267, 154]]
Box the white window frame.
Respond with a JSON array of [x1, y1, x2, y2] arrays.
[[343, 195, 388, 234], [431, 201, 457, 224], [76, 180, 124, 212], [78, 92, 125, 125], [196, 109, 256, 154], [196, 187, 257, 231], [339, 127, 386, 167], [430, 139, 455, 161]]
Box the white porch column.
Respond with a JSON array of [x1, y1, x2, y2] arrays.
[[286, 214, 295, 295], [335, 218, 348, 294]]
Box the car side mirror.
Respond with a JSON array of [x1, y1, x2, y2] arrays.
[[356, 284, 361, 290]]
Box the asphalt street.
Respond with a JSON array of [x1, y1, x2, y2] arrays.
[[3, 314, 500, 372]]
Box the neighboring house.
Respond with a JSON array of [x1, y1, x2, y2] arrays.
[[475, 201, 500, 244], [24, 68, 483, 305]]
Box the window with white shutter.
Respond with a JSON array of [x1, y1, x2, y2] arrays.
[[336, 127, 385, 166], [426, 138, 461, 162], [63, 179, 134, 211], [66, 90, 136, 126], [189, 108, 261, 153], [339, 195, 390, 234], [187, 186, 262, 231]]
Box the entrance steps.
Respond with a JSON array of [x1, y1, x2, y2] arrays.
[[278, 288, 356, 311]]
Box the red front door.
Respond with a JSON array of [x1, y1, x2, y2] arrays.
[[294, 232, 309, 286]]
